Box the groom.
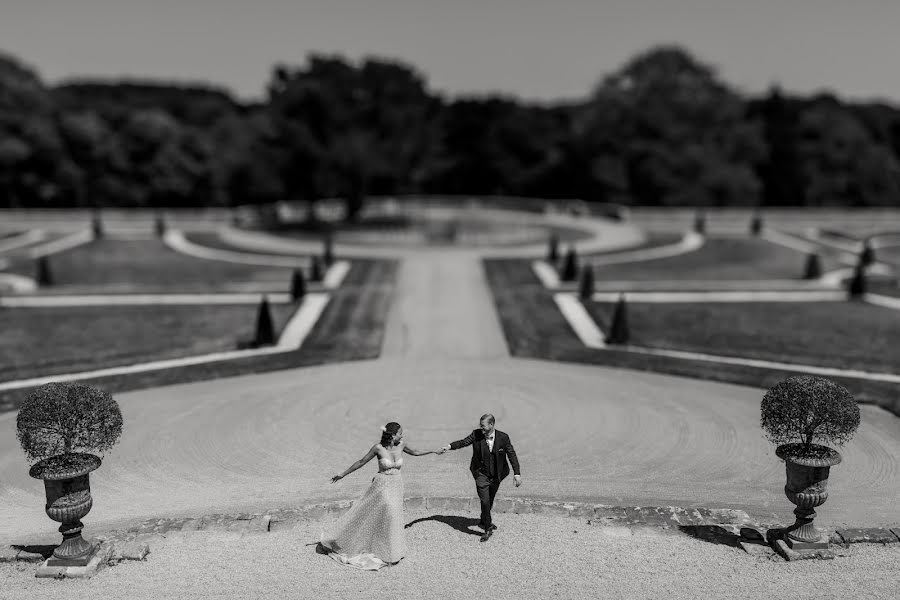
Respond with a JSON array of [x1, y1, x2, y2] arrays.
[[442, 414, 521, 542]]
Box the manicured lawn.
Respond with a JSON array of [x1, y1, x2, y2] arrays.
[[184, 232, 322, 256], [0, 303, 298, 382], [876, 245, 900, 264], [580, 231, 685, 258], [584, 300, 900, 373], [5, 238, 298, 290], [589, 237, 837, 280], [0, 259, 398, 412], [483, 258, 900, 416]]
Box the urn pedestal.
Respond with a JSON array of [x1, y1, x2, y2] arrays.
[[29, 453, 102, 567], [776, 444, 842, 550]]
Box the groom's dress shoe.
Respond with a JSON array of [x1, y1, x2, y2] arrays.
[[480, 530, 493, 542], [488, 524, 497, 532]]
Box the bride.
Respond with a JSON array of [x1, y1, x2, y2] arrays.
[[319, 421, 444, 570]]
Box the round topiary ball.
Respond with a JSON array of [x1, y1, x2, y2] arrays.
[[760, 375, 859, 457], [16, 382, 123, 464]]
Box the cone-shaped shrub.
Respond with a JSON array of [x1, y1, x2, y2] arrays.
[[91, 211, 103, 238], [578, 264, 594, 301], [36, 256, 53, 286], [605, 293, 629, 345], [290, 268, 306, 301], [847, 262, 866, 299], [560, 246, 578, 281], [310, 255, 324, 282], [693, 211, 706, 234], [154, 213, 166, 237], [254, 295, 276, 346], [750, 212, 764, 236], [323, 231, 335, 266], [803, 253, 822, 280], [860, 241, 875, 267], [547, 233, 559, 263]]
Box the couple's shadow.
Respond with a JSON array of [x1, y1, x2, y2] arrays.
[[405, 515, 482, 537]]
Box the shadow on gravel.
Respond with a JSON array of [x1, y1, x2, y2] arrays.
[[405, 515, 482, 536], [677, 525, 744, 548], [11, 544, 55, 558]]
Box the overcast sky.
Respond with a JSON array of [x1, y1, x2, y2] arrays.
[[3, 0, 898, 104]]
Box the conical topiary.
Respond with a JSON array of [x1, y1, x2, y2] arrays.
[[860, 241, 875, 267], [323, 231, 335, 266], [847, 262, 866, 299], [605, 293, 629, 345], [803, 253, 822, 280], [254, 295, 276, 346], [560, 246, 579, 282], [750, 211, 764, 236], [290, 268, 306, 301], [310, 255, 323, 282], [91, 211, 103, 238], [578, 264, 595, 301], [154, 213, 166, 237], [36, 256, 53, 286], [694, 210, 706, 235], [547, 233, 560, 263]]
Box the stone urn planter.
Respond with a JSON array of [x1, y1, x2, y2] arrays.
[[775, 443, 842, 549], [760, 376, 860, 554], [29, 453, 102, 565], [16, 382, 123, 568]]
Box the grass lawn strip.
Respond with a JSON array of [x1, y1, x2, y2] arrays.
[[0, 230, 46, 253], [164, 230, 312, 268], [590, 236, 834, 281], [0, 295, 328, 393], [0, 302, 299, 383], [763, 229, 859, 265], [4, 237, 297, 287], [0, 259, 397, 413], [582, 232, 702, 265], [584, 300, 900, 374], [483, 258, 900, 417], [185, 232, 316, 256]]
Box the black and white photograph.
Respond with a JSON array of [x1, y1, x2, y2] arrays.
[[1, 0, 899, 597]]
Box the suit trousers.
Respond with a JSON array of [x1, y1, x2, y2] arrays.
[[475, 472, 500, 530]]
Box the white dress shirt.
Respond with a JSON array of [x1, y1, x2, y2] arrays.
[[486, 433, 495, 452]]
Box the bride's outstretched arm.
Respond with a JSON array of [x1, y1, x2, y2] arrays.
[[403, 443, 444, 456], [331, 445, 378, 483]]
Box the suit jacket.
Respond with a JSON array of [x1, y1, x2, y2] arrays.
[[449, 429, 520, 482]]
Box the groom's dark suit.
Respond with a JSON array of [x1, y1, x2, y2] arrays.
[[449, 429, 520, 531]]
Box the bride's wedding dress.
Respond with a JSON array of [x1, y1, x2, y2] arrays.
[[319, 455, 406, 570]]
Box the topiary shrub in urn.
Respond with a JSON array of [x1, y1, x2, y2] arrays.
[[761, 375, 859, 550], [16, 382, 123, 566]]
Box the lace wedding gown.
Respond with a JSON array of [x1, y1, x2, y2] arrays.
[[319, 454, 406, 570]]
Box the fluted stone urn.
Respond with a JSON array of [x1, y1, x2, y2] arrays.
[[29, 453, 102, 566], [776, 443, 842, 549]]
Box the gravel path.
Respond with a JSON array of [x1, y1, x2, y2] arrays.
[[2, 510, 899, 599]]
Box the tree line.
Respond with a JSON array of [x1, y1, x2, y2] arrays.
[[1, 45, 899, 219]]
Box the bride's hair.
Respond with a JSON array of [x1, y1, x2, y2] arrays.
[[380, 422, 401, 447]]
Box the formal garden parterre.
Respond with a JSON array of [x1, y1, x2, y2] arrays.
[[485, 221, 900, 417], [0, 225, 398, 413]]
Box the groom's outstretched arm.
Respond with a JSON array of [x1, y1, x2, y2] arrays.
[[445, 430, 476, 451]]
